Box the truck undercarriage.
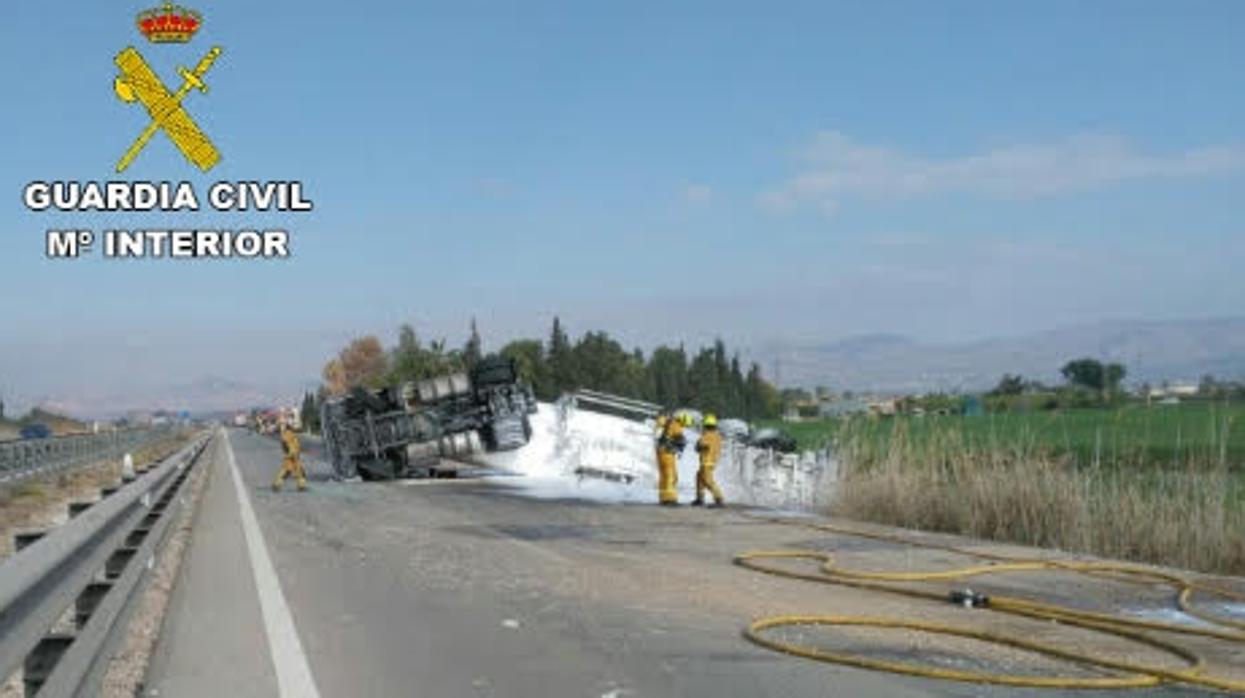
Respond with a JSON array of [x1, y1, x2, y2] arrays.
[[320, 357, 538, 480]]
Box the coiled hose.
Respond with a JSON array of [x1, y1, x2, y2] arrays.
[[735, 515, 1245, 692]]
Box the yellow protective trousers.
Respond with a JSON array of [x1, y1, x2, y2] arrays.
[[695, 429, 724, 504], [696, 465, 724, 504], [273, 454, 307, 490], [656, 450, 679, 504]]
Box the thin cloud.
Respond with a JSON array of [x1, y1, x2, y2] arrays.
[[761, 131, 1245, 214], [472, 177, 514, 196], [682, 183, 714, 204]]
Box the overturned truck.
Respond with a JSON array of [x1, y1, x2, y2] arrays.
[[320, 357, 538, 480]]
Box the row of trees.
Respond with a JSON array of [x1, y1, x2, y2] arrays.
[[299, 391, 321, 434], [1060, 358, 1127, 394], [293, 352, 1245, 433], [1196, 375, 1245, 401], [990, 359, 1129, 397], [318, 318, 782, 420], [991, 365, 1245, 406], [986, 358, 1129, 412]]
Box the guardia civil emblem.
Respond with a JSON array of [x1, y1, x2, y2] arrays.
[[113, 3, 223, 172]]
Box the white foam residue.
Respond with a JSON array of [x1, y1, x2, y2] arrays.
[[1122, 606, 1220, 629], [1213, 602, 1245, 618], [475, 401, 839, 509]]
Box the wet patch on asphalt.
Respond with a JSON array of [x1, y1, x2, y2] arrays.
[[440, 523, 650, 547]]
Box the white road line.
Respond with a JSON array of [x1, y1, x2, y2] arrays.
[[222, 429, 322, 698]]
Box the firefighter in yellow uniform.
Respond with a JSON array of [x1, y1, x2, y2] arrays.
[[693, 414, 725, 507], [655, 412, 690, 505], [272, 421, 307, 491]]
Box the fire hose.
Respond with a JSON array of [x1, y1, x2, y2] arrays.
[[735, 515, 1245, 692]]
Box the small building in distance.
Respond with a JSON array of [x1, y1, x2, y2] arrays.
[[1148, 382, 1199, 399], [819, 397, 871, 418]]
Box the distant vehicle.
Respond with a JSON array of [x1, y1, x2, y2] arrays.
[[253, 410, 281, 435], [20, 424, 51, 440], [717, 418, 750, 442], [747, 427, 798, 453], [281, 405, 302, 431]]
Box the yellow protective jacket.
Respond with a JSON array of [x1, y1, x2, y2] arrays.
[[696, 429, 722, 467], [657, 418, 687, 455], [280, 428, 301, 457]]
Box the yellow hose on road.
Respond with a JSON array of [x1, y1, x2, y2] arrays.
[[735, 515, 1245, 693]]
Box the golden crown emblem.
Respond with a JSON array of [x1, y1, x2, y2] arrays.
[[136, 2, 202, 43]]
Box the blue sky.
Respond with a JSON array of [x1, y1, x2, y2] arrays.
[[1, 1, 1243, 413]]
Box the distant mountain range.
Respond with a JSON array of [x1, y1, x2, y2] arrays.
[[759, 317, 1245, 394], [29, 317, 1245, 417], [39, 375, 310, 420]]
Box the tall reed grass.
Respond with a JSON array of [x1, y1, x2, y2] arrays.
[[829, 417, 1245, 575]]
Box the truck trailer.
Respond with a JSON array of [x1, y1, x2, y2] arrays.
[[320, 356, 537, 480]]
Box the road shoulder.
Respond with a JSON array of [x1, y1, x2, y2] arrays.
[[144, 433, 278, 697]]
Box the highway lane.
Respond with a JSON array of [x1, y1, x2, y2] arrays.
[[147, 429, 1226, 697]]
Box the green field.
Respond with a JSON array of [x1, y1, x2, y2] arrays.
[[767, 402, 1245, 469]]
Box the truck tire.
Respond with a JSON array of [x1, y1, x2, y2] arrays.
[[490, 415, 528, 451], [417, 379, 438, 404], [448, 373, 471, 397], [406, 440, 439, 466], [434, 375, 453, 400], [437, 434, 456, 458]]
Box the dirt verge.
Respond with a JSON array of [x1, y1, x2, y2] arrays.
[[99, 435, 215, 697]]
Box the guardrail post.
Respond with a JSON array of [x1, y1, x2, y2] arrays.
[[23, 634, 74, 697], [74, 582, 114, 629], [13, 531, 46, 552], [125, 527, 150, 548], [68, 501, 94, 518], [104, 548, 138, 581]]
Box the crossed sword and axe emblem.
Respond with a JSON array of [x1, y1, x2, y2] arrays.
[[113, 45, 223, 172]]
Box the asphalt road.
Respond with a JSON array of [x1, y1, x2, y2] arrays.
[[145, 429, 1233, 697]]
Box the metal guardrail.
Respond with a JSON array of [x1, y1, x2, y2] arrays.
[[0, 432, 211, 697], [566, 389, 661, 422], [0, 429, 173, 486]]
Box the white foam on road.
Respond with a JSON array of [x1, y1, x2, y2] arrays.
[[476, 405, 687, 503], [475, 402, 837, 510], [222, 429, 322, 698], [1121, 606, 1222, 629], [1212, 602, 1245, 618]]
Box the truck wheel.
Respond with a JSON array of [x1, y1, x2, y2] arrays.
[[417, 379, 438, 403], [448, 373, 471, 397], [466, 430, 483, 454]]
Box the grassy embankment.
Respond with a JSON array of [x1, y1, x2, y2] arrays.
[[769, 403, 1245, 575], [0, 434, 191, 557], [0, 408, 90, 441]]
